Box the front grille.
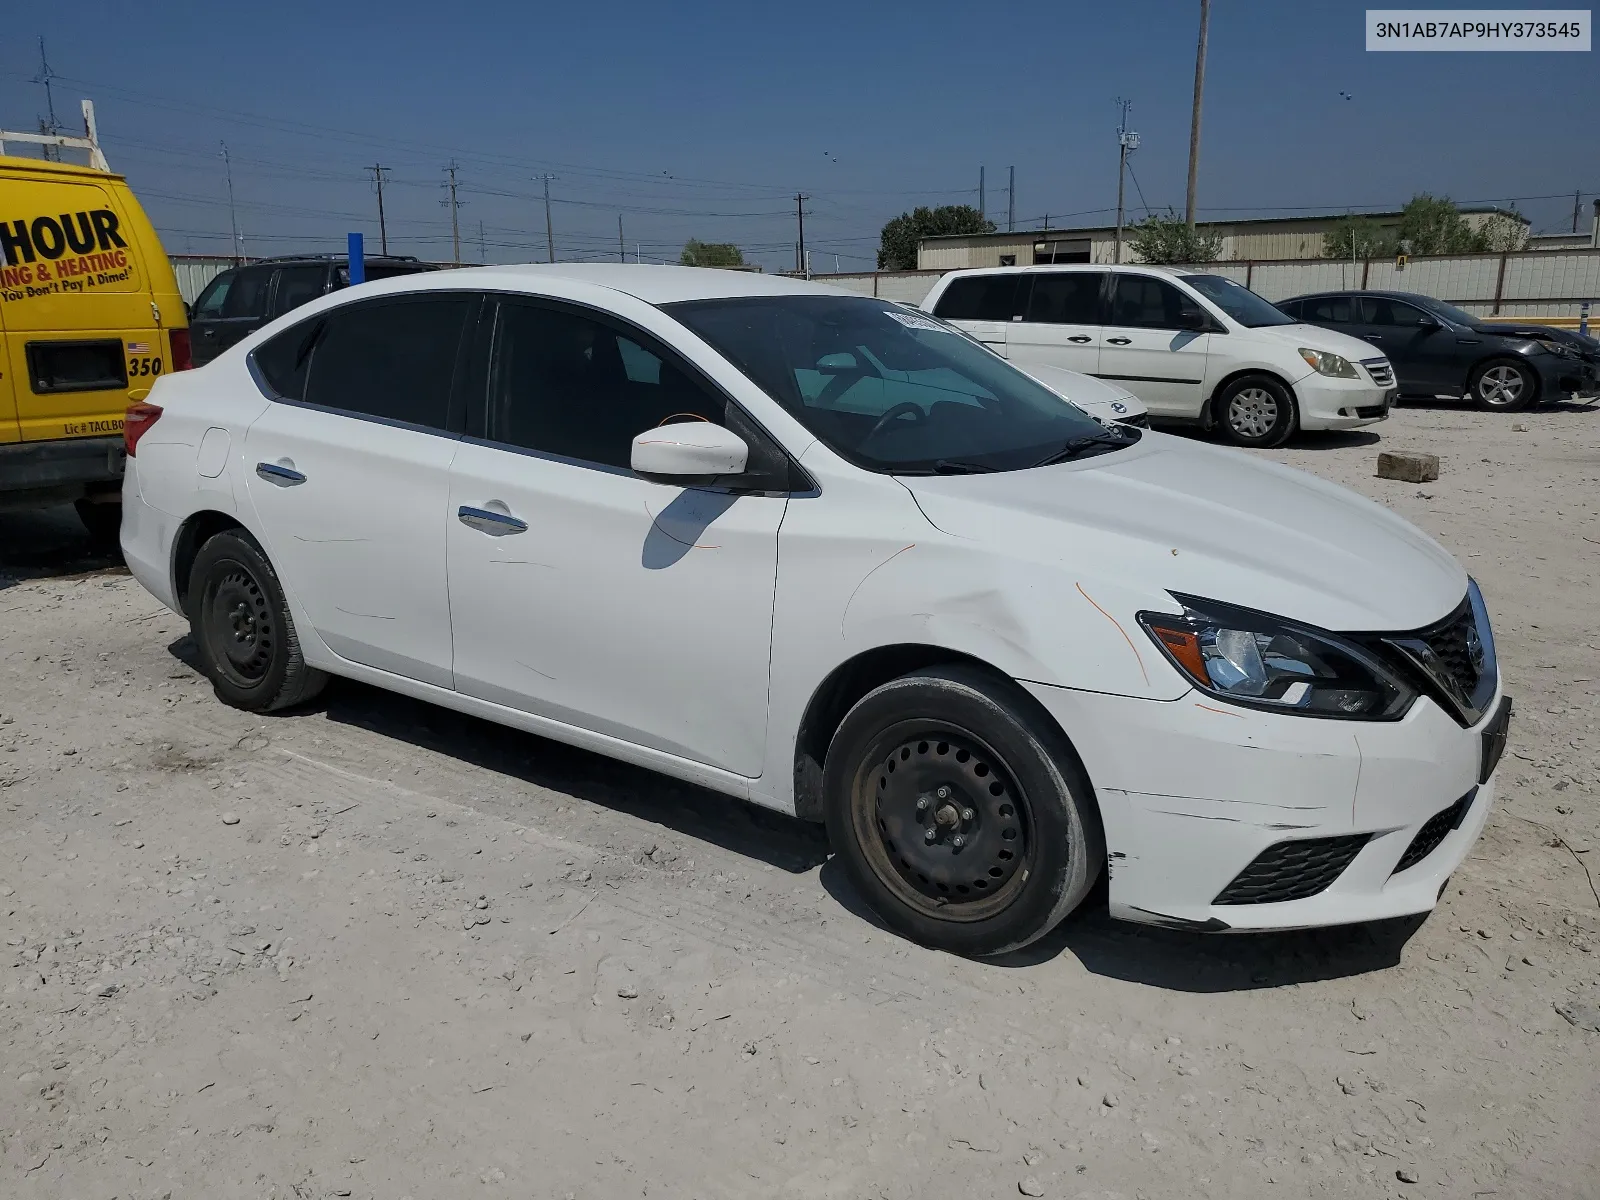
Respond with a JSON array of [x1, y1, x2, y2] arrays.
[[1213, 834, 1370, 905], [1362, 358, 1395, 387], [1419, 604, 1480, 701], [1393, 789, 1476, 875]]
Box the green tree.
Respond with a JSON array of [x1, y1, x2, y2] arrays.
[[1322, 214, 1398, 260], [1475, 210, 1526, 253], [1394, 194, 1480, 255], [680, 239, 745, 268], [877, 205, 995, 270], [1126, 209, 1224, 264]]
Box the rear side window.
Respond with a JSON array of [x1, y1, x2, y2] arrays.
[[1025, 272, 1105, 325], [302, 296, 471, 430], [931, 275, 1024, 321], [270, 265, 327, 317], [252, 321, 320, 401], [221, 267, 272, 319], [1307, 296, 1353, 323]]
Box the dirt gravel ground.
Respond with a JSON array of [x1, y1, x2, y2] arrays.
[[3, 401, 1599, 1200]]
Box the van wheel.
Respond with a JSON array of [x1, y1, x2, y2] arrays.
[[823, 665, 1103, 957], [74, 498, 122, 545], [188, 529, 326, 712], [1216, 375, 1298, 448], [1469, 358, 1536, 411]]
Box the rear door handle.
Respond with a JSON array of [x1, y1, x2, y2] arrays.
[[1067, 335, 1093, 343], [255, 461, 306, 486], [1106, 337, 1132, 345], [458, 505, 528, 536]]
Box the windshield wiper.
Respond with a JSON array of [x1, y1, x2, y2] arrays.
[[1029, 433, 1128, 468], [931, 458, 1000, 474]]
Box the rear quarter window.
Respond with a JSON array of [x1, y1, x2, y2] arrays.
[[931, 275, 1023, 321]]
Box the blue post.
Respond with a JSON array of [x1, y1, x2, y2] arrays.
[[1580, 300, 1590, 339], [347, 232, 365, 285]]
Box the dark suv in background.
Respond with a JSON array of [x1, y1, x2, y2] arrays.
[[1277, 290, 1596, 411], [188, 254, 439, 366]]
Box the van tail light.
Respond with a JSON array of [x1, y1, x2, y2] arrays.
[[124, 404, 163, 456], [169, 327, 193, 371]]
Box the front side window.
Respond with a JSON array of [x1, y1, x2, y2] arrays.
[[1361, 298, 1431, 328], [301, 296, 470, 430], [930, 274, 1025, 322], [1179, 274, 1295, 328], [1108, 275, 1196, 330], [1025, 272, 1105, 325], [193, 273, 232, 319], [667, 296, 1129, 475], [489, 302, 725, 471]]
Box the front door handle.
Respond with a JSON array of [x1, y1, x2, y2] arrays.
[[458, 505, 528, 536], [255, 461, 306, 486], [1067, 335, 1093, 343], [1106, 336, 1133, 345]]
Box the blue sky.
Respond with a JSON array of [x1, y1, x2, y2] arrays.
[[2, 1, 1594, 270]]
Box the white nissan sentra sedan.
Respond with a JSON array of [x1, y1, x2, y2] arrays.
[[120, 265, 1510, 956]]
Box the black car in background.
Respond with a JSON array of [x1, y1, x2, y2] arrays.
[[1277, 290, 1595, 412], [188, 254, 439, 366]]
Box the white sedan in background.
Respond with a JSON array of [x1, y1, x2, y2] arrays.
[[121, 266, 1509, 955]]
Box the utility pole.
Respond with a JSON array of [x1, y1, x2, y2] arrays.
[[1007, 166, 1015, 233], [539, 174, 556, 263], [979, 166, 986, 220], [367, 164, 390, 255], [1574, 190, 1583, 234], [1113, 99, 1139, 264], [1185, 0, 1211, 228], [220, 141, 242, 264], [795, 194, 807, 275], [477, 219, 487, 265], [33, 38, 60, 160], [618, 214, 626, 262], [443, 161, 462, 266]]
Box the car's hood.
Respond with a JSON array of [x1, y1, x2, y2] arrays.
[[1473, 323, 1598, 355], [1012, 362, 1149, 422], [1244, 321, 1389, 362], [902, 431, 1465, 632]]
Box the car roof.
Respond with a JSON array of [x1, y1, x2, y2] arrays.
[[937, 263, 1193, 281], [1284, 289, 1445, 303], [335, 263, 865, 305]]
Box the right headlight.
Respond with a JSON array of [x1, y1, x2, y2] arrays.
[[1138, 595, 1416, 720], [1298, 347, 1360, 378]]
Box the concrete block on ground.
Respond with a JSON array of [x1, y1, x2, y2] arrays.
[[1376, 451, 1439, 483]]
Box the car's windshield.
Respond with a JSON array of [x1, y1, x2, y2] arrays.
[[1180, 274, 1296, 328], [1414, 296, 1480, 326], [666, 295, 1134, 474]]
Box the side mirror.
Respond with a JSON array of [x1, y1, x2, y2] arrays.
[[816, 351, 860, 373], [631, 422, 749, 484], [1176, 307, 1210, 332], [1415, 314, 1440, 330]]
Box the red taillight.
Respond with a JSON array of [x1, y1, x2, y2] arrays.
[[169, 327, 193, 371], [124, 403, 163, 456]]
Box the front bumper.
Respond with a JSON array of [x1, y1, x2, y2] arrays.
[[1292, 373, 1395, 430], [1024, 681, 1508, 931]]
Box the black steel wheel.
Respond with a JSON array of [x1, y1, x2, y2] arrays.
[[188, 529, 326, 712], [824, 665, 1103, 956]]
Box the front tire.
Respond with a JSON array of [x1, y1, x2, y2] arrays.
[[188, 529, 326, 712], [1469, 358, 1536, 411], [1215, 375, 1298, 448], [823, 666, 1103, 956]]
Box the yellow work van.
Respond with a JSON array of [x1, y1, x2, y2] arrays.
[[0, 153, 189, 538]]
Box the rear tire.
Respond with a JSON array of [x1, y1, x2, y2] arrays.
[[74, 498, 121, 546], [823, 665, 1103, 957], [1215, 375, 1298, 448], [1468, 358, 1536, 411], [188, 529, 326, 712]]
